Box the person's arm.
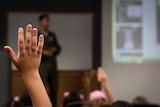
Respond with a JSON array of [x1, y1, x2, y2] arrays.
[[42, 50, 53, 57], [42, 34, 61, 57], [97, 67, 115, 105], [4, 24, 52, 107]]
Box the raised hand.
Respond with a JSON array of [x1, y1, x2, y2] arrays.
[[4, 24, 44, 74], [4, 24, 52, 107], [97, 67, 115, 104], [97, 67, 108, 84]]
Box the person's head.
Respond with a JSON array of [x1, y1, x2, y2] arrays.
[[19, 91, 32, 106], [133, 96, 148, 104], [10, 101, 24, 107], [0, 100, 24, 107], [89, 90, 108, 106], [110, 101, 133, 107], [63, 91, 84, 107], [90, 98, 108, 107], [10, 96, 24, 107], [38, 14, 50, 30], [89, 90, 106, 101]]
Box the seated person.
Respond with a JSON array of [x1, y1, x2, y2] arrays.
[[63, 91, 84, 107], [10, 96, 24, 107], [89, 90, 108, 106], [89, 67, 115, 106], [133, 96, 160, 107], [12, 91, 32, 106], [111, 101, 133, 107], [133, 96, 148, 104]]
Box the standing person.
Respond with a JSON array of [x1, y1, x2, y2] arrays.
[[38, 14, 61, 106]]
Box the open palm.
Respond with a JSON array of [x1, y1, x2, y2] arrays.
[[4, 24, 44, 73]]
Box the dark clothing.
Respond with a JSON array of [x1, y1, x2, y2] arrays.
[[41, 32, 61, 57], [19, 91, 32, 106], [38, 31, 61, 107]]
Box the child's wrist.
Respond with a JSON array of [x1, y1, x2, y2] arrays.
[[21, 69, 39, 79]]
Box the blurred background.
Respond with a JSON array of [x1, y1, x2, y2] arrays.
[[0, 0, 160, 107]]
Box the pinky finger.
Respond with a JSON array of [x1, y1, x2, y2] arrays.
[[37, 35, 44, 56]]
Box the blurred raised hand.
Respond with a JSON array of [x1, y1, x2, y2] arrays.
[[97, 67, 115, 104], [97, 67, 108, 84]]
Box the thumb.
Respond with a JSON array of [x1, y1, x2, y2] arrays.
[[4, 46, 17, 63]]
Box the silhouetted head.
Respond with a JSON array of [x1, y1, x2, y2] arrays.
[[63, 92, 84, 107], [110, 101, 133, 107], [39, 14, 50, 30], [10, 101, 24, 107], [0, 100, 24, 107], [133, 96, 148, 104]]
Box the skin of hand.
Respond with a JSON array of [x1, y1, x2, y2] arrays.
[[4, 24, 52, 107], [43, 47, 56, 57], [4, 25, 43, 74], [97, 67, 115, 104], [97, 67, 108, 85]]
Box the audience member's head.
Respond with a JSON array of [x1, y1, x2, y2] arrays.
[[18, 91, 32, 106], [1, 92, 32, 107], [10, 96, 24, 107], [10, 101, 24, 107], [110, 101, 133, 107], [0, 100, 24, 107], [133, 96, 148, 104], [63, 91, 84, 107], [89, 90, 108, 106]]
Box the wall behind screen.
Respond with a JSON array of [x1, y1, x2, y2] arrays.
[[8, 12, 92, 70], [102, 0, 160, 104]]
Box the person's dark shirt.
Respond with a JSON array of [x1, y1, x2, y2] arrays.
[[38, 31, 61, 61]]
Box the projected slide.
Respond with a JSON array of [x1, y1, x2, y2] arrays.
[[112, 0, 160, 63]]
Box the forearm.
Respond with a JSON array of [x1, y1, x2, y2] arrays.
[[42, 50, 49, 56], [42, 50, 52, 57], [101, 82, 115, 104], [21, 71, 52, 107]]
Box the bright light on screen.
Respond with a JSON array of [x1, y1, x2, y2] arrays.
[[112, 0, 160, 63]]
